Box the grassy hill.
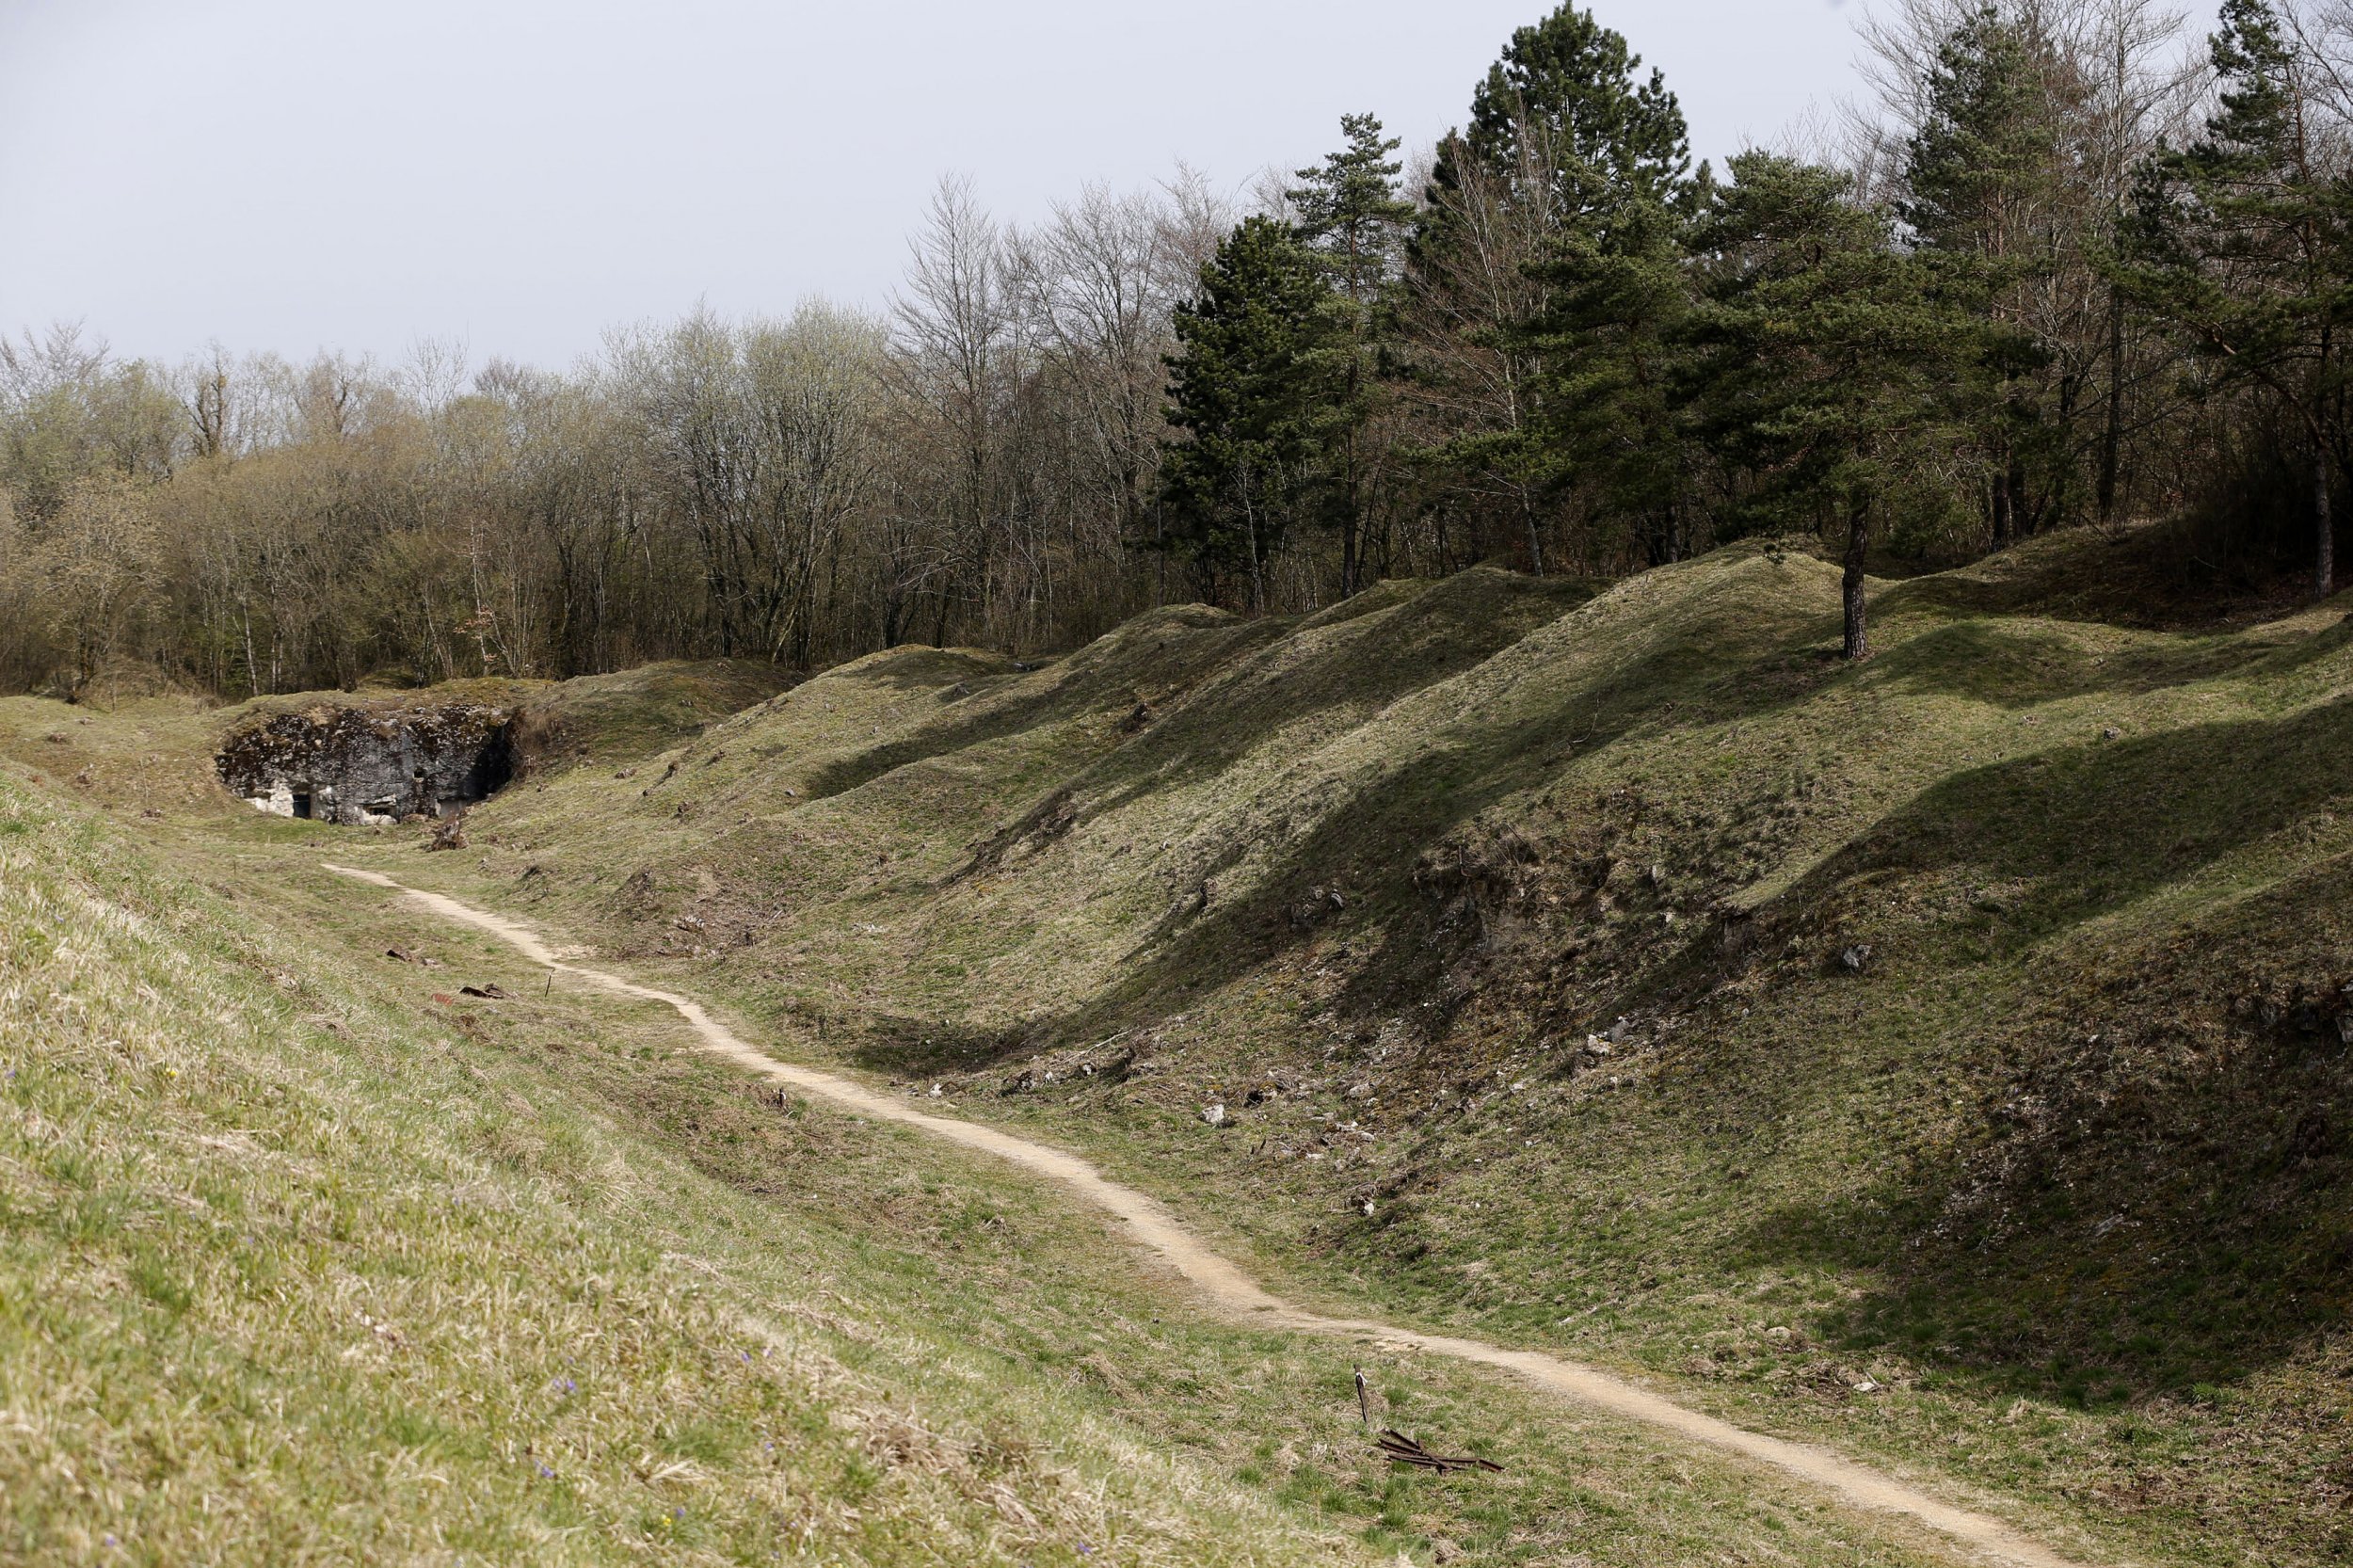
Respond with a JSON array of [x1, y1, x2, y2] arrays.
[[279, 530, 2353, 1568], [0, 770, 1401, 1565], [0, 657, 1993, 1568], [7, 533, 2348, 1565]]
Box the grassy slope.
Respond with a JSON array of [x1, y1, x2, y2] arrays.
[[264, 534, 2353, 1568], [0, 779, 1380, 1566], [0, 670, 1976, 1568]]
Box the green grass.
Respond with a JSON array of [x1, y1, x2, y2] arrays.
[[0, 777, 1380, 1565], [199, 528, 2353, 1568], [0, 706, 1989, 1566]]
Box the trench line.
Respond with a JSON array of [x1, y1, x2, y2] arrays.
[[325, 862, 2112, 1568]]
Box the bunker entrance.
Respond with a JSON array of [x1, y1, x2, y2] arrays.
[[216, 702, 517, 826]]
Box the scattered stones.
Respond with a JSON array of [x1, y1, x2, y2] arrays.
[[427, 812, 469, 852], [1201, 1102, 1226, 1128], [1288, 885, 1349, 929], [1839, 944, 1874, 972]]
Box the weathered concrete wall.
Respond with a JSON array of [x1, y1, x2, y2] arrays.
[[216, 703, 514, 824]]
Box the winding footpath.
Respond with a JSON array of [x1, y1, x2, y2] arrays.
[[328, 863, 2111, 1568]]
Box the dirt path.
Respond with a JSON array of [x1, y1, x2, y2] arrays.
[[328, 863, 2113, 1568]]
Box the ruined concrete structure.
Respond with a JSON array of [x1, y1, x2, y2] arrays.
[[216, 702, 515, 824]]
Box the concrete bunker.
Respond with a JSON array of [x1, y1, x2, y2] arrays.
[[216, 702, 516, 825]]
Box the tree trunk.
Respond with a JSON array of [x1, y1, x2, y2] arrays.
[[2098, 288, 2124, 524], [2316, 444, 2334, 600], [1990, 468, 2011, 549], [1843, 496, 1871, 662]]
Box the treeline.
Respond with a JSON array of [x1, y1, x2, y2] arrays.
[[5, 0, 2350, 697], [0, 171, 1230, 697]]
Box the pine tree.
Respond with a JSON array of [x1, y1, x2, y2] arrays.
[[1682, 153, 1980, 659], [1401, 3, 1697, 574], [1160, 217, 1347, 609], [1459, 2, 1689, 217], [2114, 0, 2353, 598], [1901, 5, 2075, 547], [1524, 184, 1698, 566], [1289, 113, 1414, 595]]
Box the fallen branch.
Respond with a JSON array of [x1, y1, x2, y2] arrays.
[[1374, 1430, 1503, 1475]]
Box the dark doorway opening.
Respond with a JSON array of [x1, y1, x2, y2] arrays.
[[292, 790, 313, 820]]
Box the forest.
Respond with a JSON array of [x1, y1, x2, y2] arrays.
[[5, 0, 2350, 699]]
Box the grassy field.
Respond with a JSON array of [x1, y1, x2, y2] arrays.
[[0, 668, 1991, 1567], [121, 528, 2344, 1568]]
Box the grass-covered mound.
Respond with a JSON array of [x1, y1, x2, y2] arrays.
[[0, 776, 1385, 1566], [0, 659, 792, 823], [339, 530, 2353, 1568], [6, 691, 1997, 1568]]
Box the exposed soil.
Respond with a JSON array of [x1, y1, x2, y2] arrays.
[[326, 862, 2121, 1568]]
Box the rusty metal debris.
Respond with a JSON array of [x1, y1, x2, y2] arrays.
[[1374, 1430, 1503, 1475]]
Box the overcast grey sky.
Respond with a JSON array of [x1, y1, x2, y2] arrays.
[[0, 0, 2008, 370]]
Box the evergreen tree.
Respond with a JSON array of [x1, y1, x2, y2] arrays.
[[1459, 2, 1690, 216], [1682, 153, 1980, 659], [1401, 4, 1697, 574], [1291, 113, 1413, 310], [1901, 5, 2074, 547], [1523, 184, 1699, 566], [1160, 216, 1346, 609], [1289, 113, 1414, 595], [1903, 8, 2070, 256], [2114, 0, 2353, 597]]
